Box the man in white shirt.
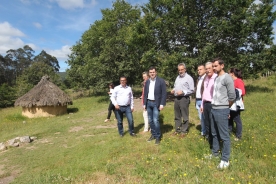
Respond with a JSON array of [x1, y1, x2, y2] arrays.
[[111, 76, 136, 137], [195, 64, 206, 136]]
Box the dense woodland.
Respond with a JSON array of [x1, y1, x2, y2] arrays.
[[1, 0, 276, 108]]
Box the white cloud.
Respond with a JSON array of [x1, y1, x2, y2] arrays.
[[51, 0, 97, 10], [0, 22, 25, 36], [0, 22, 26, 54], [0, 22, 38, 55], [47, 45, 72, 71], [47, 45, 72, 61], [33, 22, 42, 29], [0, 36, 24, 54]]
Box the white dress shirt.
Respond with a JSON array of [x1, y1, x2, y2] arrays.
[[148, 77, 156, 100], [196, 74, 206, 99], [110, 85, 134, 109]]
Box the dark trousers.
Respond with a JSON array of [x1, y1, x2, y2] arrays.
[[174, 96, 190, 133], [229, 110, 242, 139], [107, 101, 116, 119], [211, 108, 231, 162], [203, 102, 213, 147]]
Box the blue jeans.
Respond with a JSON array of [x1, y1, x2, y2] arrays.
[[211, 108, 231, 162], [196, 99, 205, 134], [115, 105, 134, 135], [147, 101, 161, 139]]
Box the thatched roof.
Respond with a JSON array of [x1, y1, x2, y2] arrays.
[[14, 75, 73, 107]]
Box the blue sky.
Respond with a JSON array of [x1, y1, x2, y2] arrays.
[[0, 0, 148, 72], [0, 0, 275, 72]]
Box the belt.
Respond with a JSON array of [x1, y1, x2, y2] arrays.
[[148, 99, 155, 102], [175, 96, 189, 99], [196, 98, 202, 100], [119, 105, 130, 107], [204, 101, 211, 103]]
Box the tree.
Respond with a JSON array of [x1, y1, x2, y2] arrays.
[[0, 54, 7, 85], [67, 0, 143, 90], [0, 54, 16, 86], [16, 62, 61, 97], [0, 83, 16, 108], [33, 50, 60, 72], [67, 0, 276, 89], [4, 45, 34, 82], [142, 0, 276, 80]]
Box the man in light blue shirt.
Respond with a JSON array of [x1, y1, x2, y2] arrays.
[[171, 63, 194, 138], [111, 76, 136, 137]]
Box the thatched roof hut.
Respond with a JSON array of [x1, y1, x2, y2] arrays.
[[14, 75, 72, 118]]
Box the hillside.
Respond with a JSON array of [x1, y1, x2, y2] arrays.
[[0, 76, 275, 183]]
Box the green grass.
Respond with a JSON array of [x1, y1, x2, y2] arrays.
[[0, 76, 276, 183]]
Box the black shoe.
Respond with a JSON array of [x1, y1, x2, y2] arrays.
[[130, 133, 136, 137], [155, 138, 160, 145], [147, 135, 155, 142]]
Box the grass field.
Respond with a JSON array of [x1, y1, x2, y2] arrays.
[[0, 75, 276, 184]]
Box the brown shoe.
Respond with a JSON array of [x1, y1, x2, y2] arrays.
[[171, 132, 178, 136], [139, 131, 148, 134], [179, 133, 187, 138]]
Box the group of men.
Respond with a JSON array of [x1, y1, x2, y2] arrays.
[[110, 58, 235, 169], [195, 59, 235, 169]]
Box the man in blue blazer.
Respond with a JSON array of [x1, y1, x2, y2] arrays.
[[143, 66, 167, 145]]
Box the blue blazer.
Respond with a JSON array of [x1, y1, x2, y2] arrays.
[[143, 77, 167, 108]]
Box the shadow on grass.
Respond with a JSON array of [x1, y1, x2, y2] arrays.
[[245, 84, 274, 94], [160, 114, 174, 134], [67, 108, 79, 113], [133, 113, 173, 135], [195, 124, 201, 133], [134, 123, 145, 133]]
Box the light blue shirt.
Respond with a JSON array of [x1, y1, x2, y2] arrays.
[[111, 85, 134, 109], [173, 73, 194, 96]]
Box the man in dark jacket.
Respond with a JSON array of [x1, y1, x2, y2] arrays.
[[143, 66, 167, 145]]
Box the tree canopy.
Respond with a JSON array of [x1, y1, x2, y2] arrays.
[[0, 45, 62, 107], [67, 0, 144, 90], [34, 50, 60, 72], [66, 0, 276, 89]]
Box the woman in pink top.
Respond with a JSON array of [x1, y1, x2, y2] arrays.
[[228, 68, 246, 141]]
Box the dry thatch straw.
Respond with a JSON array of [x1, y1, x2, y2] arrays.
[[14, 75, 72, 108]]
